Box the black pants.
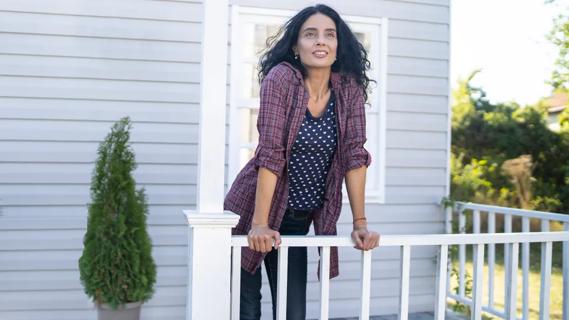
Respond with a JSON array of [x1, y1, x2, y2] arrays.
[[240, 207, 313, 320]]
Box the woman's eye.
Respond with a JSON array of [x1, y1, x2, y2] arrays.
[[327, 32, 336, 38], [305, 32, 316, 38]]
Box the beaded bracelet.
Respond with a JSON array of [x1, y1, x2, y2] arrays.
[[353, 217, 367, 223]]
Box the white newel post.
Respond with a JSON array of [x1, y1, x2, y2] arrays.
[[184, 0, 239, 319], [184, 212, 239, 320]]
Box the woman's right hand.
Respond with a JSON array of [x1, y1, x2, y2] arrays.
[[247, 224, 282, 253]]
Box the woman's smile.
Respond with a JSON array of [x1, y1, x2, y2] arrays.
[[312, 50, 328, 58]]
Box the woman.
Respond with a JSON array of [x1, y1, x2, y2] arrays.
[[224, 4, 380, 320]]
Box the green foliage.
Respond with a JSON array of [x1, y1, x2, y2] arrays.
[[546, 1, 569, 90], [449, 266, 473, 314], [451, 153, 516, 206], [451, 71, 478, 130], [451, 70, 569, 213], [79, 117, 156, 310], [440, 196, 456, 209], [560, 105, 569, 131], [447, 215, 474, 315]]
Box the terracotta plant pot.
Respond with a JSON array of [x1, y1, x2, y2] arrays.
[[97, 301, 142, 320]]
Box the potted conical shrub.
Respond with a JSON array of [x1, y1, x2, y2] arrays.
[[79, 117, 156, 320]]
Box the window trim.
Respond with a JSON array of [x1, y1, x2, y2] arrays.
[[228, 5, 388, 203]]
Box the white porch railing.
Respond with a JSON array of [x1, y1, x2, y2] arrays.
[[230, 231, 569, 320], [447, 202, 569, 320]]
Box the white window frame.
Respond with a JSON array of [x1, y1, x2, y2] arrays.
[[228, 5, 387, 203]]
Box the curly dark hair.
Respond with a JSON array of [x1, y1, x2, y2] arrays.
[[257, 4, 376, 102]]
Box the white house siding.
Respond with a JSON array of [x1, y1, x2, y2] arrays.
[[0, 0, 450, 320], [226, 0, 450, 318], [0, 0, 203, 319]]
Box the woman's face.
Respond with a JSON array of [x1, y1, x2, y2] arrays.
[[293, 13, 338, 70]]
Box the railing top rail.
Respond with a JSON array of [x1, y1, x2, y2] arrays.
[[454, 201, 569, 222], [232, 231, 569, 248]]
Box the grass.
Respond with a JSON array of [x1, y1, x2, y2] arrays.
[[449, 253, 565, 319], [450, 223, 563, 319]]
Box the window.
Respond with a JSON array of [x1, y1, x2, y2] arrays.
[[228, 6, 387, 203]]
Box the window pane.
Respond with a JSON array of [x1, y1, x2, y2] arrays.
[[239, 108, 259, 144], [354, 31, 371, 53], [247, 24, 280, 98], [251, 64, 260, 98], [254, 24, 281, 56], [239, 148, 256, 169], [242, 63, 259, 98]]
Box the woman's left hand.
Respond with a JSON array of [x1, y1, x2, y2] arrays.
[[351, 227, 380, 251]]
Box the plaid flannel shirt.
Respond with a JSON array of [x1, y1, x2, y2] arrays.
[[224, 61, 372, 279]]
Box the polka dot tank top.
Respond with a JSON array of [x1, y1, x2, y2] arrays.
[[287, 89, 338, 210]]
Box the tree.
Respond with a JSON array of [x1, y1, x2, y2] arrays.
[[451, 71, 569, 212], [546, 0, 569, 89], [79, 117, 156, 310]]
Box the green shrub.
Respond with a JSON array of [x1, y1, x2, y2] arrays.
[[79, 117, 156, 310]]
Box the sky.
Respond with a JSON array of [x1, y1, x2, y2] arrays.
[[450, 0, 565, 106]]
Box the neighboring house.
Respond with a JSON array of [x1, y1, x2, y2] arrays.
[[0, 0, 451, 319], [544, 92, 569, 132]]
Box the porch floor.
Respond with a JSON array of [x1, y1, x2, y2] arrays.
[[326, 310, 468, 320]]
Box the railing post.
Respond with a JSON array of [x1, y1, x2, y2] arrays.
[[488, 211, 496, 309], [539, 240, 553, 320], [504, 213, 512, 310], [472, 210, 481, 311], [562, 222, 569, 320], [184, 211, 239, 320], [505, 242, 519, 320], [445, 206, 453, 299], [471, 243, 485, 320], [473, 210, 481, 234], [540, 220, 551, 320], [522, 217, 530, 320], [445, 205, 453, 234], [231, 246, 242, 320], [398, 245, 411, 320], [473, 210, 481, 279], [435, 245, 449, 320], [277, 247, 289, 320], [319, 246, 331, 320], [360, 250, 372, 320], [186, 0, 237, 318], [458, 208, 466, 298]]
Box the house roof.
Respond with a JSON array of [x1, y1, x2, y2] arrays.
[[544, 92, 569, 114]]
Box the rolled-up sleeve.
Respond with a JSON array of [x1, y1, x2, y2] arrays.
[[343, 84, 372, 172], [253, 77, 287, 178]]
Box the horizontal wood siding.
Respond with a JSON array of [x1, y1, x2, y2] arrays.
[[0, 0, 203, 319]]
